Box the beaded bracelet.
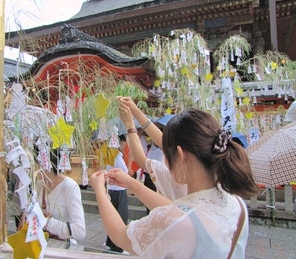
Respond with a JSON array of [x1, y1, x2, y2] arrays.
[[141, 119, 151, 130], [127, 128, 138, 134]]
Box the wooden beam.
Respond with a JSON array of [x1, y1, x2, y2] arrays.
[[269, 0, 278, 50]]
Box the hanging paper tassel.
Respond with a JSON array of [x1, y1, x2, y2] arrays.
[[248, 64, 252, 74], [198, 40, 204, 55], [180, 50, 188, 65], [58, 145, 71, 172], [25, 202, 47, 242], [15, 186, 30, 210], [158, 67, 165, 78], [167, 81, 172, 90], [194, 94, 200, 102], [186, 31, 193, 42], [56, 99, 65, 118], [65, 96, 73, 122], [231, 51, 234, 61], [204, 49, 211, 66], [35, 141, 51, 172], [82, 158, 89, 186], [153, 35, 159, 46], [26, 201, 48, 258], [277, 88, 281, 98], [235, 47, 242, 57], [156, 87, 163, 96], [194, 67, 199, 76], [192, 52, 197, 66], [165, 61, 169, 69], [12, 167, 31, 209], [6, 144, 28, 167], [108, 126, 119, 149], [255, 73, 262, 81], [239, 97, 242, 106]]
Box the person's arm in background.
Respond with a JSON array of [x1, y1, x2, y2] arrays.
[[118, 99, 148, 170], [127, 150, 136, 176], [108, 167, 172, 212], [127, 152, 133, 176], [117, 97, 163, 149]]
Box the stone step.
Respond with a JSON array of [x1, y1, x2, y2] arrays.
[[127, 194, 144, 206], [82, 200, 99, 214], [82, 200, 147, 220], [81, 189, 97, 202], [81, 189, 147, 220], [81, 189, 144, 206], [128, 205, 147, 220]]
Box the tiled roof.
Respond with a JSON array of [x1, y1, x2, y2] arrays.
[[4, 58, 31, 81], [36, 24, 147, 65], [71, 0, 156, 19], [38, 40, 146, 64]]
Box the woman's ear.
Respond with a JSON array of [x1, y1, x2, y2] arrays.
[[177, 145, 186, 164]]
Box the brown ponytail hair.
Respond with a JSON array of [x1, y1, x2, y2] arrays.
[[162, 108, 258, 199]]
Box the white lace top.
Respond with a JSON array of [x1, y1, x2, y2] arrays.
[[127, 185, 248, 259]]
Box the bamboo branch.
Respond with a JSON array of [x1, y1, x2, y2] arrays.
[[0, 0, 7, 245]]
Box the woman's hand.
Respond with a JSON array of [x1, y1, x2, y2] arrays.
[[117, 98, 135, 129], [106, 168, 135, 189], [89, 170, 107, 192], [117, 96, 139, 115]]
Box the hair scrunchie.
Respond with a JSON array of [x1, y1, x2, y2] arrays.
[[213, 129, 232, 153]]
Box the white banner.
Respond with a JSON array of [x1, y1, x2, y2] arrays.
[[221, 78, 236, 132]]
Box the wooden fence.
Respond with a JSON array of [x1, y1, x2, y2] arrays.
[[244, 185, 296, 226]]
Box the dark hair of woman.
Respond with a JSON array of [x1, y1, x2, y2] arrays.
[[50, 148, 60, 175], [162, 108, 259, 199], [33, 139, 60, 175]]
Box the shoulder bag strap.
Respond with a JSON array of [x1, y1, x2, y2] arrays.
[[42, 187, 46, 211], [67, 221, 72, 237], [227, 197, 246, 259]]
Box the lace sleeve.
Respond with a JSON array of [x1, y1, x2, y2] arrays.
[[146, 159, 187, 200], [126, 204, 196, 258]]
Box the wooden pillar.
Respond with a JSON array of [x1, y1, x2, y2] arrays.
[[0, 0, 7, 245], [284, 185, 293, 212], [269, 0, 278, 51]]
